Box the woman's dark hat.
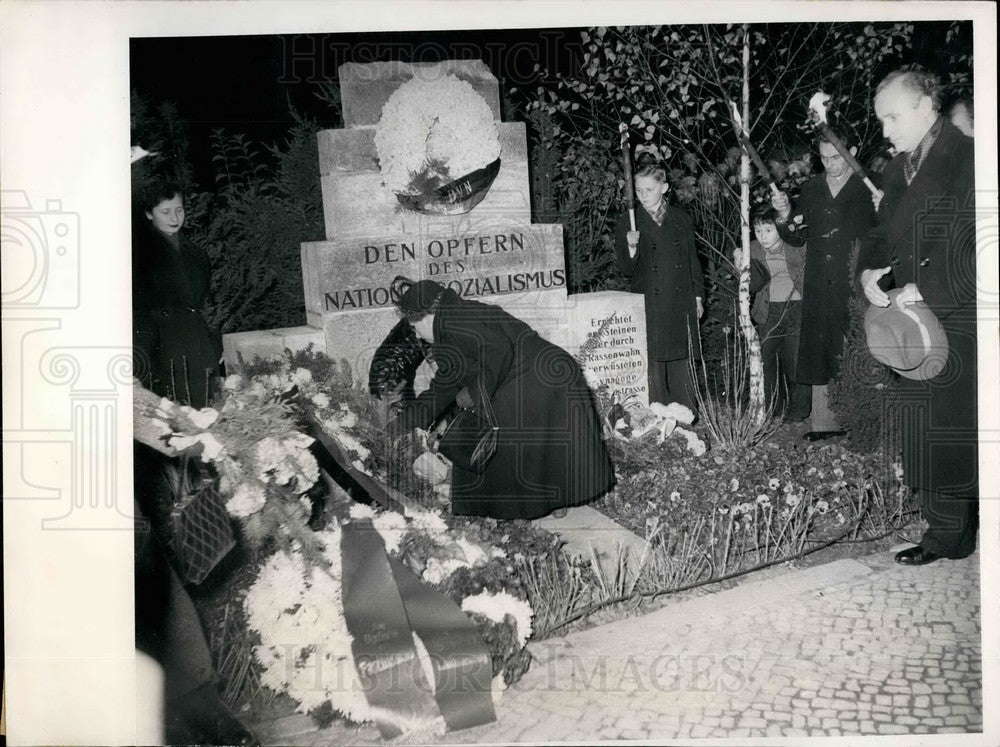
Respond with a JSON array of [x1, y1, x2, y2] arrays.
[[864, 289, 949, 380], [391, 276, 446, 315]]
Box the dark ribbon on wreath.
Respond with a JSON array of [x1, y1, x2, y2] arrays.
[[396, 158, 501, 215], [287, 392, 497, 736], [341, 518, 497, 738]]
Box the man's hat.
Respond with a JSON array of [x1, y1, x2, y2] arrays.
[[864, 289, 949, 380]]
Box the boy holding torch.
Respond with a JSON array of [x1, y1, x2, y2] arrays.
[[614, 140, 704, 413]]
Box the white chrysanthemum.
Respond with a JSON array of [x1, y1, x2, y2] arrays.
[[422, 557, 469, 585], [755, 494, 771, 506], [310, 392, 330, 409], [406, 507, 448, 534], [255, 434, 318, 489], [768, 477, 780, 490], [245, 529, 374, 724], [223, 374, 244, 391], [332, 406, 358, 429], [245, 380, 268, 402], [374, 74, 501, 193], [669, 490, 681, 503], [348, 503, 376, 520], [674, 426, 706, 456], [785, 493, 801, 508], [729, 478, 740, 492], [290, 367, 313, 387], [455, 537, 487, 566], [461, 590, 533, 648], [371, 511, 408, 554], [226, 482, 267, 518]]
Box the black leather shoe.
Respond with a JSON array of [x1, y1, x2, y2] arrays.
[[803, 430, 846, 442], [895, 545, 942, 566]]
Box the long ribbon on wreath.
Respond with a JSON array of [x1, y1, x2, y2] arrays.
[[298, 405, 497, 736], [340, 519, 497, 738]]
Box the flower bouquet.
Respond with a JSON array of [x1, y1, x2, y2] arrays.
[[374, 73, 502, 215]]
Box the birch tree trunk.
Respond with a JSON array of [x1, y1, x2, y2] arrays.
[[737, 23, 766, 424]]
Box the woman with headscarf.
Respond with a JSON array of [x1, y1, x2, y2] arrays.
[[390, 277, 615, 520]]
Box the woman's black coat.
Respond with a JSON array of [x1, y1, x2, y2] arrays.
[[792, 172, 878, 384], [400, 291, 615, 519], [133, 224, 222, 408]]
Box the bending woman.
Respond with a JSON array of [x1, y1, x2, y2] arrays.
[[391, 278, 615, 520]]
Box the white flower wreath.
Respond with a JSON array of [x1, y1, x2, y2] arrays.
[[374, 73, 501, 194]]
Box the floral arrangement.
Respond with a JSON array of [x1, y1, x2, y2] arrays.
[[574, 314, 706, 456], [139, 377, 325, 559], [374, 73, 501, 196], [212, 349, 536, 727], [242, 495, 533, 731]]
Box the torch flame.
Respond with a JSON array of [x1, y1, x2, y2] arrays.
[[808, 92, 831, 124]]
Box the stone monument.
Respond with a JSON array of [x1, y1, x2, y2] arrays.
[[223, 59, 649, 407]]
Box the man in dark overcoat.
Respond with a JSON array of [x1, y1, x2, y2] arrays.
[[859, 67, 978, 565], [614, 157, 705, 411], [773, 132, 879, 438]]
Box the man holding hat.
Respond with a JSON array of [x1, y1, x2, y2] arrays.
[[859, 66, 978, 566]]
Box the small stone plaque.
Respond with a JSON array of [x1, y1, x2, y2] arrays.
[[564, 291, 649, 407]]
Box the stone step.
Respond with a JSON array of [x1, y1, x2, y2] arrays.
[[533, 504, 650, 579]]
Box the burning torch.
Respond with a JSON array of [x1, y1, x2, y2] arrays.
[[807, 92, 883, 201]]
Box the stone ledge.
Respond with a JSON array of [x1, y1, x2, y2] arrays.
[[222, 326, 325, 372]]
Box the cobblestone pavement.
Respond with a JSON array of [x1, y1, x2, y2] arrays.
[[257, 546, 985, 745]]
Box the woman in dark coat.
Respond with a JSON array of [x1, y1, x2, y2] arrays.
[[787, 142, 878, 386], [392, 278, 615, 520], [132, 180, 254, 744], [133, 181, 222, 409]]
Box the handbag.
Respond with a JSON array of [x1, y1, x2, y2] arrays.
[[434, 380, 500, 473], [162, 456, 236, 585]]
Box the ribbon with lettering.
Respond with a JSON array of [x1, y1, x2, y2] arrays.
[[340, 518, 497, 738]]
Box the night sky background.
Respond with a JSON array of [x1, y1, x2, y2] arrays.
[[129, 22, 968, 188]]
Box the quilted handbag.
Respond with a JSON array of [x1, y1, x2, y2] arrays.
[[435, 380, 500, 474], [164, 457, 236, 585]]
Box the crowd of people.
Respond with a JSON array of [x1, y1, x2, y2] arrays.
[[614, 66, 977, 566]]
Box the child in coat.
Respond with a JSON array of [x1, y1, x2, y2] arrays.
[[748, 205, 811, 421]]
